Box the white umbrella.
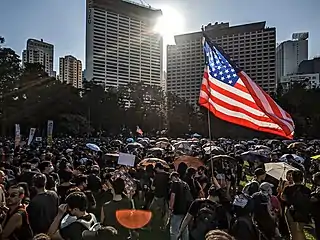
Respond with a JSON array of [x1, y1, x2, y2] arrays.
[[265, 162, 298, 180], [86, 143, 101, 152]]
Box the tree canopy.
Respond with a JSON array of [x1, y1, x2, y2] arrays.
[[0, 46, 320, 139]]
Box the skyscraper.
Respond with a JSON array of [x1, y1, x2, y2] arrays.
[[86, 0, 163, 89], [22, 39, 55, 77], [276, 32, 308, 81], [167, 22, 276, 105], [59, 55, 83, 89]]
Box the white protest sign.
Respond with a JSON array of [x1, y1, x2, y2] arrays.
[[27, 128, 36, 145], [117, 153, 135, 167]]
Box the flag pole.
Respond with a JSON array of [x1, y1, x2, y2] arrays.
[[207, 108, 215, 179], [202, 25, 215, 179]]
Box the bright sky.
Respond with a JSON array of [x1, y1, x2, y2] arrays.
[[1, 0, 319, 71]]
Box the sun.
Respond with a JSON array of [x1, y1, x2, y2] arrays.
[[154, 6, 185, 45]]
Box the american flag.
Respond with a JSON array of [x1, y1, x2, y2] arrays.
[[136, 126, 143, 136], [199, 37, 295, 139]]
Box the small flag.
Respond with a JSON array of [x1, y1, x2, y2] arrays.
[[136, 126, 143, 135], [199, 35, 295, 139]]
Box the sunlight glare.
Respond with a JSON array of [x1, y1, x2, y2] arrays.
[[154, 6, 185, 45]]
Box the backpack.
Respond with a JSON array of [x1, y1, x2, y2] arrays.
[[76, 213, 98, 239], [12, 207, 34, 240], [191, 200, 220, 239], [243, 180, 259, 196], [230, 216, 262, 240], [289, 186, 312, 223]]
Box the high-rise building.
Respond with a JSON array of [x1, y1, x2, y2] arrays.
[[298, 57, 320, 75], [22, 39, 54, 77], [167, 22, 276, 105], [59, 55, 83, 89], [276, 32, 308, 81], [86, 0, 163, 89]]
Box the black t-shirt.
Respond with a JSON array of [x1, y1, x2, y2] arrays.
[[153, 171, 169, 198], [27, 190, 59, 234], [188, 199, 229, 230], [283, 184, 312, 222], [283, 184, 311, 205], [185, 177, 201, 200], [102, 198, 132, 239], [170, 180, 189, 215], [60, 214, 94, 240]]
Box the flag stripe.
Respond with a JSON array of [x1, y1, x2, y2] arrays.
[[199, 91, 291, 138], [204, 76, 263, 114], [200, 90, 285, 130], [200, 77, 280, 124], [239, 72, 294, 133], [200, 85, 277, 124]]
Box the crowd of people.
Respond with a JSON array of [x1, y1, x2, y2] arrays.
[[0, 136, 318, 240]]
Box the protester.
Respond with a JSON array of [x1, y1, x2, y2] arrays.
[[0, 135, 317, 240]]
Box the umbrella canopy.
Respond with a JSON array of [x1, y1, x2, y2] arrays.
[[174, 155, 204, 170], [265, 162, 298, 180], [203, 146, 225, 155], [116, 210, 152, 229], [234, 144, 246, 150], [267, 139, 281, 145], [155, 141, 172, 149], [254, 145, 271, 150], [86, 143, 101, 152], [110, 140, 123, 146], [309, 140, 320, 145], [287, 142, 306, 150], [105, 153, 119, 158], [138, 158, 169, 168], [125, 142, 144, 149], [148, 147, 164, 154], [137, 139, 149, 147], [126, 138, 134, 143], [157, 137, 169, 142], [311, 155, 320, 160], [192, 133, 201, 138], [240, 151, 270, 163], [279, 154, 305, 163]]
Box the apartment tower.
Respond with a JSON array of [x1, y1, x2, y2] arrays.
[[86, 0, 163, 89], [22, 38, 55, 77], [276, 32, 308, 81], [167, 22, 276, 105], [59, 55, 83, 89]]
